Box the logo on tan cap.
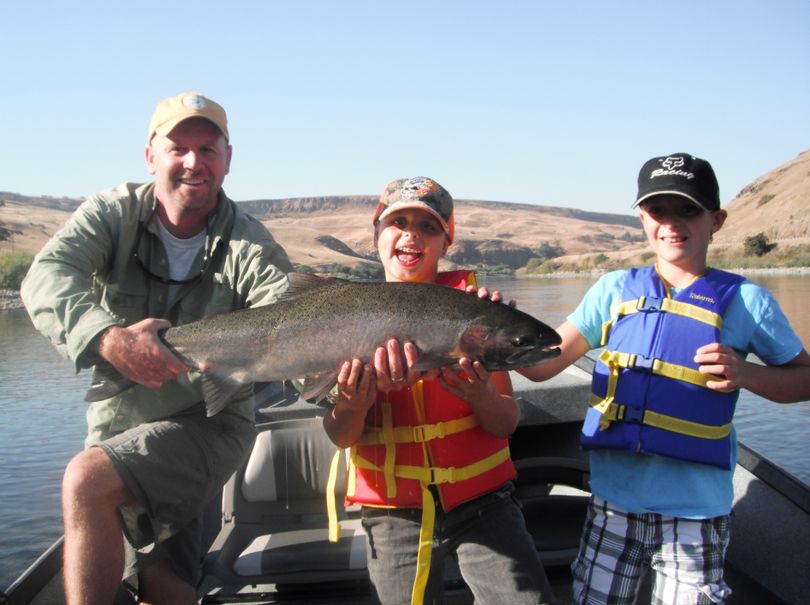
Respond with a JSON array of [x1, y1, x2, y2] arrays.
[[148, 92, 229, 142]]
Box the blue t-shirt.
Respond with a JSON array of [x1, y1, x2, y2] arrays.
[[569, 269, 804, 518]]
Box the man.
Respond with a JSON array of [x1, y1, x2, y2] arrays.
[[21, 92, 293, 604]]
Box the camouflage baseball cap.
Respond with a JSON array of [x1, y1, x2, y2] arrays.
[[373, 176, 455, 242], [148, 92, 229, 142]]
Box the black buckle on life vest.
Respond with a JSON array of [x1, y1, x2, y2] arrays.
[[631, 355, 655, 372], [620, 405, 645, 424], [637, 296, 663, 312]]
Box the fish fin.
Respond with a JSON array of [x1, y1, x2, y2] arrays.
[[84, 364, 137, 402], [277, 272, 350, 302], [460, 323, 493, 345], [201, 373, 248, 417], [298, 371, 339, 402]]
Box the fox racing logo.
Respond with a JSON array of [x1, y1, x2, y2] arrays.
[[661, 156, 685, 170]]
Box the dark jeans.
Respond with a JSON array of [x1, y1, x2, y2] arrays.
[[362, 482, 556, 605]]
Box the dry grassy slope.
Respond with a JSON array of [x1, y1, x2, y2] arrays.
[[714, 150, 810, 244], [546, 150, 810, 266], [244, 197, 642, 270], [2, 150, 808, 269], [0, 195, 78, 255]]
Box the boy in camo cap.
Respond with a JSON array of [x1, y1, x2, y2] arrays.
[[324, 176, 558, 605]]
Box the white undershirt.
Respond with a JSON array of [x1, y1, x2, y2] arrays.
[[156, 219, 206, 305]]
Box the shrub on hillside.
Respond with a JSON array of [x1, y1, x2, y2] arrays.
[[0, 251, 33, 289], [744, 233, 777, 257], [535, 241, 565, 260]]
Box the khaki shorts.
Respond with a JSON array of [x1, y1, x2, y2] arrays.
[[98, 405, 256, 586]]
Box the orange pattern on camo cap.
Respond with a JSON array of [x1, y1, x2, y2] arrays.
[[373, 176, 455, 243]]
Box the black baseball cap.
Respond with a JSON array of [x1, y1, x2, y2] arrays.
[[633, 153, 721, 211]]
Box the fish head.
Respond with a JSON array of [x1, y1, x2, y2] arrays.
[[459, 308, 562, 370]]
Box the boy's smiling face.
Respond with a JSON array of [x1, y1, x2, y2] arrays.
[[375, 207, 450, 283], [638, 195, 727, 283]]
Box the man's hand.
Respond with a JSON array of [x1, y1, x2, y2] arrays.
[[98, 318, 190, 388]]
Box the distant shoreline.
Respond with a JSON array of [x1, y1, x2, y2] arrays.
[[4, 265, 810, 312], [517, 266, 810, 280], [0, 289, 23, 311]]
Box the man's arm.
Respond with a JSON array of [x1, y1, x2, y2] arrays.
[[21, 198, 122, 369]]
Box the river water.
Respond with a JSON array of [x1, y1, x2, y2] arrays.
[[1, 272, 809, 588]]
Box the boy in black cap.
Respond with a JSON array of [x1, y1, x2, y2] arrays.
[[519, 154, 810, 603]]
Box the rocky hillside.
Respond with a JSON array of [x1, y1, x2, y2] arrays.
[[2, 150, 808, 272]]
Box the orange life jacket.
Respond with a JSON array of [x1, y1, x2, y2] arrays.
[[327, 270, 516, 604], [344, 269, 516, 511]]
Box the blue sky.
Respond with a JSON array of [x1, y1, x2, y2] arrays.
[[3, 1, 808, 214]]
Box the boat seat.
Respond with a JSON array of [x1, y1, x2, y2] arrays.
[[202, 416, 369, 591], [513, 456, 591, 567], [202, 413, 591, 594]]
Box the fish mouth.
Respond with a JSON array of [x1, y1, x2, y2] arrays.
[[504, 345, 561, 367]]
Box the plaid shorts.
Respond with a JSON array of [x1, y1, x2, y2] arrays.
[[98, 406, 256, 585], [571, 496, 732, 605]]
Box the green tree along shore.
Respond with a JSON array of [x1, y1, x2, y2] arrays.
[[0, 251, 33, 289]]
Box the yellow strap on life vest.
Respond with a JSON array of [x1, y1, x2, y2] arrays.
[[588, 394, 733, 440], [597, 350, 623, 429], [598, 349, 714, 388], [350, 446, 511, 486], [326, 449, 343, 543], [644, 409, 731, 439], [615, 296, 724, 329], [411, 485, 435, 605], [358, 414, 479, 445], [595, 348, 723, 433], [600, 319, 613, 347], [660, 298, 723, 328], [346, 450, 357, 497], [601, 296, 723, 346]]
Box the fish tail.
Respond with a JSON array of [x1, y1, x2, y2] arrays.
[[84, 364, 137, 402]]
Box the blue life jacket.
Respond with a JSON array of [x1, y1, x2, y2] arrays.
[[582, 266, 744, 469]]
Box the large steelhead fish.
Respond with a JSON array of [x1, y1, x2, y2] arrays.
[[86, 273, 562, 415]]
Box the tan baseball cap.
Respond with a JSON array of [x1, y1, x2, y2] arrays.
[[147, 92, 229, 142]]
